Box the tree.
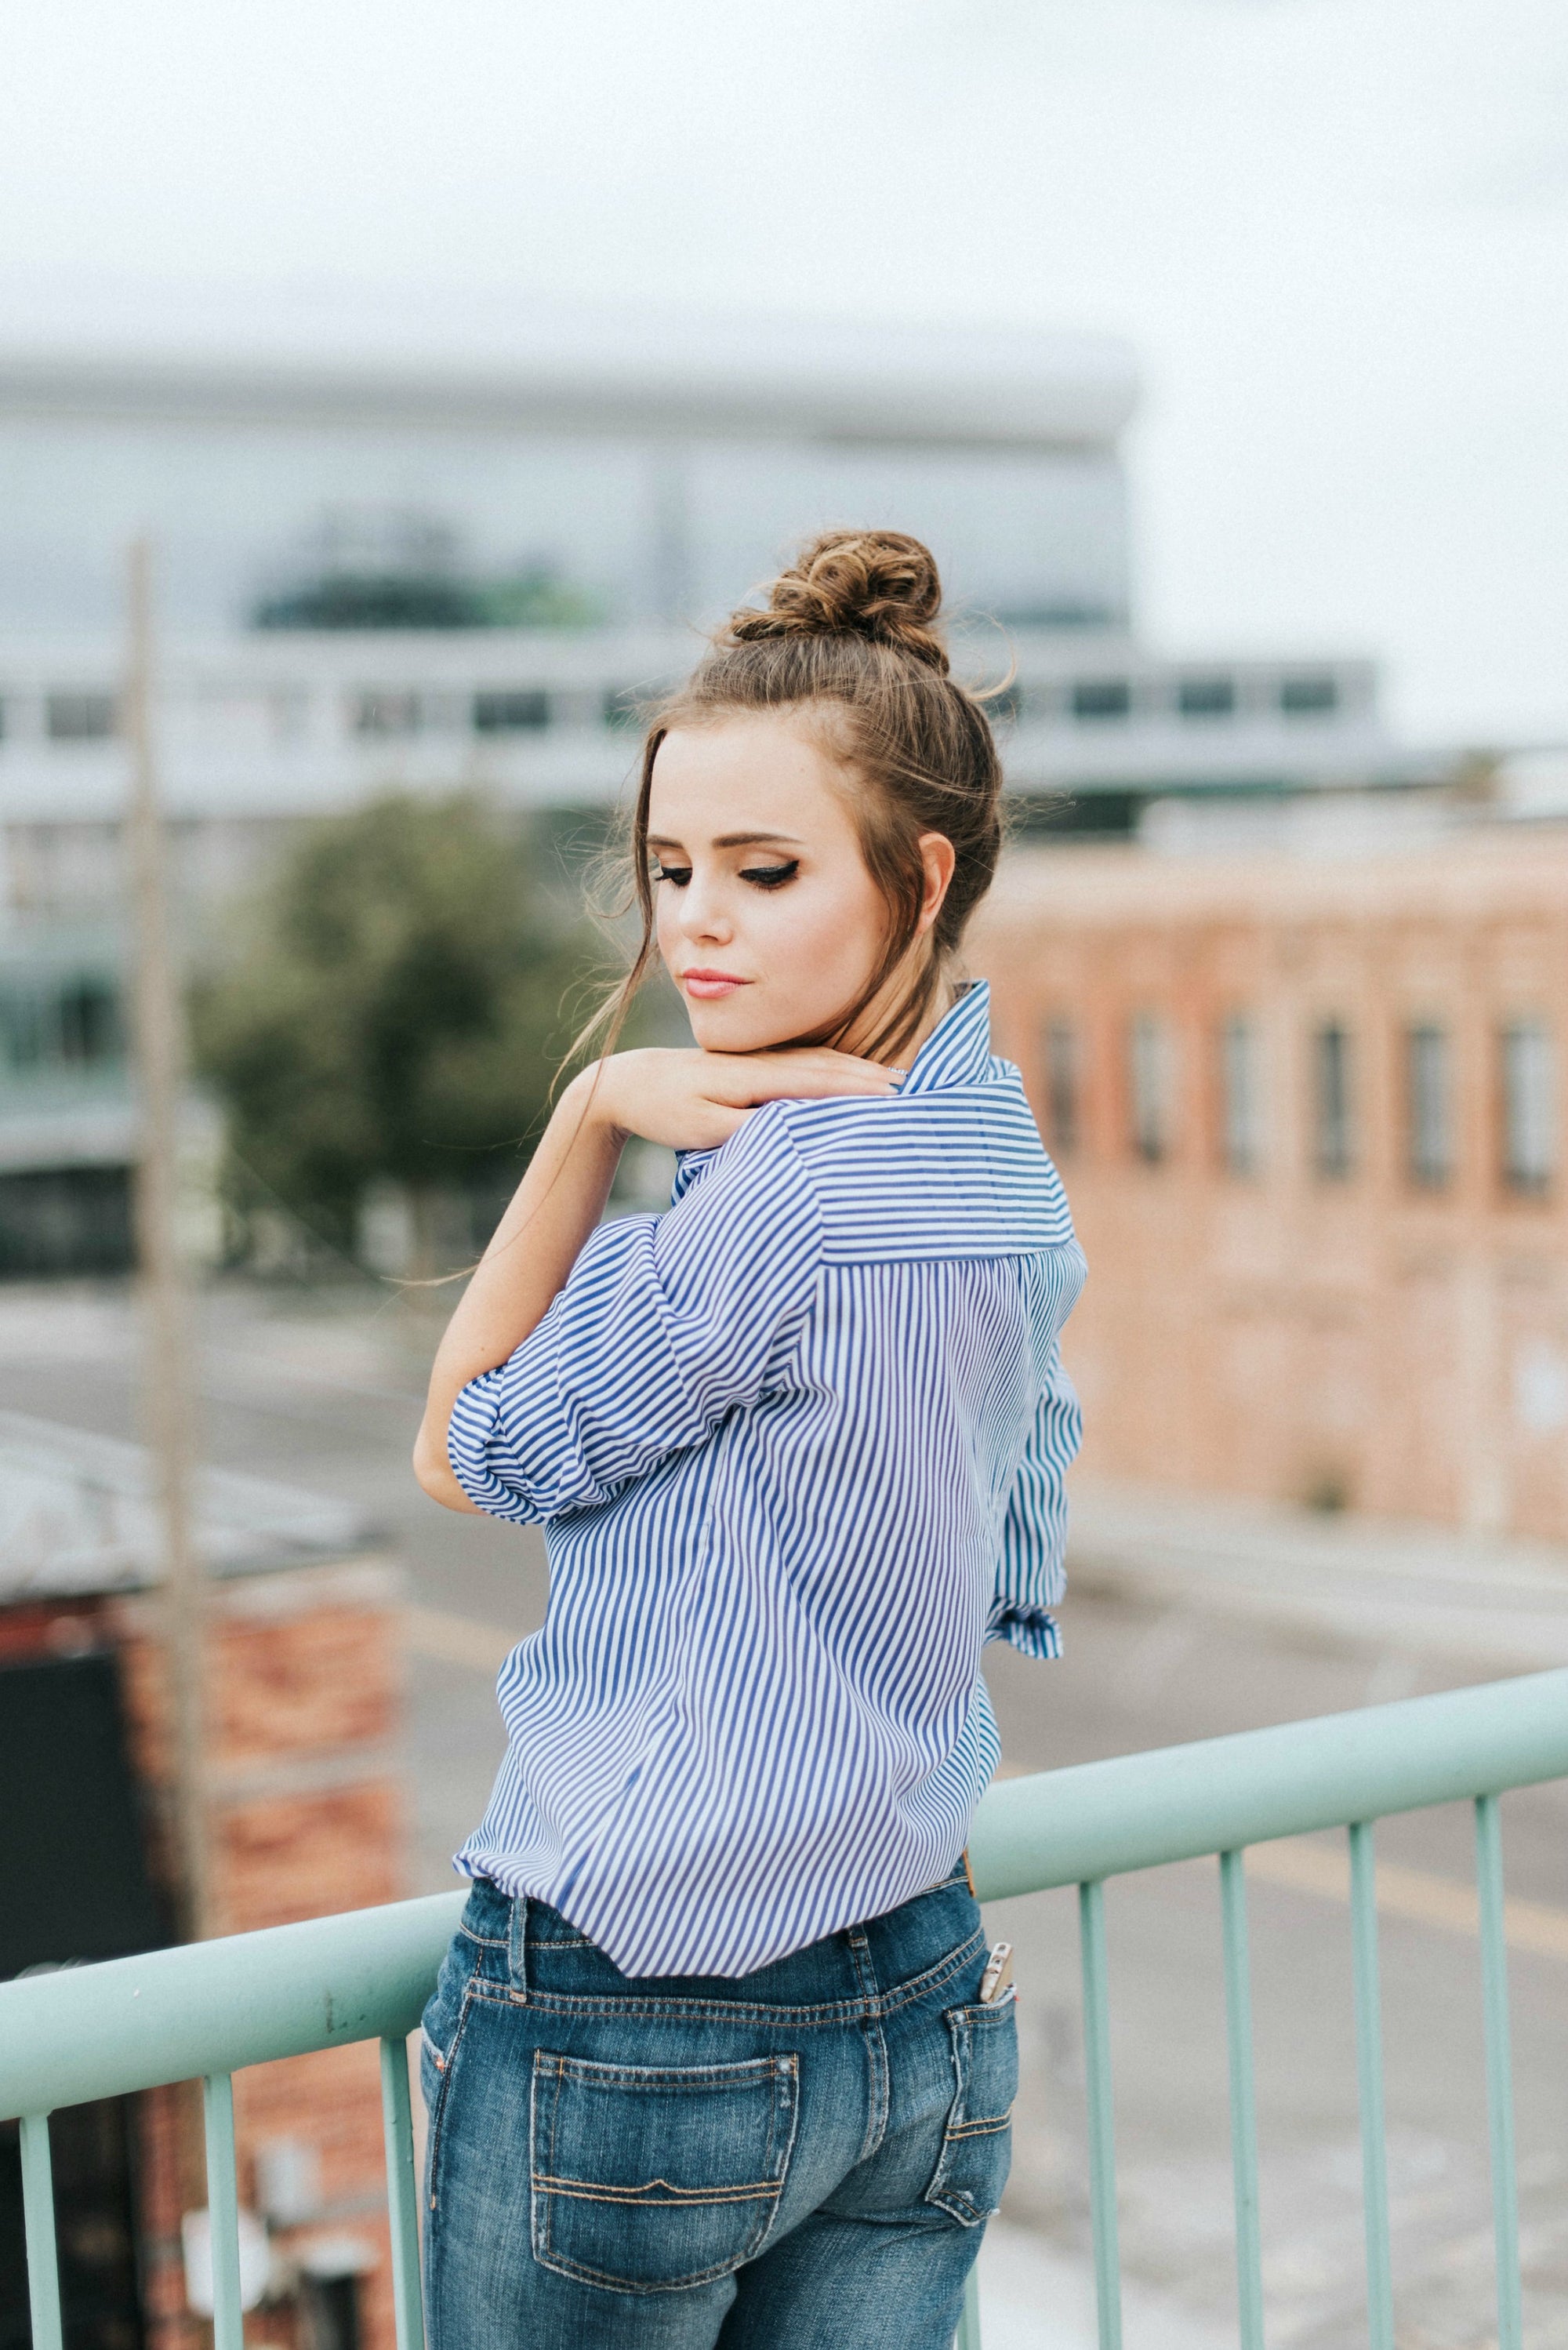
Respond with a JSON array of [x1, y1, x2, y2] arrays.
[[193, 793, 602, 1262]]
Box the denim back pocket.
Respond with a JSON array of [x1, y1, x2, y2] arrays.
[[531, 2051, 799, 2294], [924, 1996, 1018, 2226]]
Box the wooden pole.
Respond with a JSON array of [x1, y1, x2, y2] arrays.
[[124, 537, 211, 1941]]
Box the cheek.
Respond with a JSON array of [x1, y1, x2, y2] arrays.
[[764, 875, 886, 987], [653, 887, 689, 972]]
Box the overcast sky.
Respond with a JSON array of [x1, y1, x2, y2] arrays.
[[2, 0, 1566, 744]]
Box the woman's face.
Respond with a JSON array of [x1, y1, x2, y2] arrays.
[[648, 713, 946, 1056]]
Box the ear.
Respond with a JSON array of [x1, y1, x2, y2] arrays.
[[915, 833, 957, 936]]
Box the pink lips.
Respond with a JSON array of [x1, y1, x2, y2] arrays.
[[681, 968, 750, 1001]]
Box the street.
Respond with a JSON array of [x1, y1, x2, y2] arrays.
[[4, 1277, 1566, 2349]]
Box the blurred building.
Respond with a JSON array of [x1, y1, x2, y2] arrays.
[[0, 1412, 405, 2350], [0, 296, 1143, 634], [976, 819, 1568, 1542], [0, 298, 1405, 864], [0, 299, 1431, 1269]]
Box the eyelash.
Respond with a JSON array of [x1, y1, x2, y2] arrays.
[[652, 860, 799, 892]]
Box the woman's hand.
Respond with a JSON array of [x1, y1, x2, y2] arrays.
[[579, 1046, 903, 1154]]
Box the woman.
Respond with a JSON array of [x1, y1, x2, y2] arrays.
[[413, 529, 1085, 2348]]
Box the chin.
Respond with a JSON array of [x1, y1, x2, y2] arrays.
[[688, 1000, 786, 1054]]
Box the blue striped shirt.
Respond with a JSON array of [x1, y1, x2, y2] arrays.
[[447, 980, 1086, 1977]]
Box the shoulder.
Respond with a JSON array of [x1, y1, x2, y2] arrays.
[[778, 1062, 1045, 1171], [771, 1068, 1076, 1262], [655, 1101, 822, 1278]]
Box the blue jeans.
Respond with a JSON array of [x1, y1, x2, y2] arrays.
[[419, 1865, 1015, 2348]]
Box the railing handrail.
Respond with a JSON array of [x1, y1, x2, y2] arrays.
[[0, 1891, 466, 2123], [968, 1663, 1568, 1901], [4, 1665, 1567, 2124]]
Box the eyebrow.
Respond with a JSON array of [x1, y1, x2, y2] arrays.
[[647, 832, 806, 851]]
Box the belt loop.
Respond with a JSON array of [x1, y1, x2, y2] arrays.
[[962, 1848, 977, 1898], [843, 1922, 879, 2007], [508, 1893, 530, 1999]]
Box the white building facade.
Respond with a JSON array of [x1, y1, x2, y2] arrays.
[[0, 303, 1416, 1267]]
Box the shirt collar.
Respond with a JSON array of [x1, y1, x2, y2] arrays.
[[896, 979, 993, 1095]]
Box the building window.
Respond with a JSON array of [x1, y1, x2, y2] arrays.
[[0, 980, 122, 1073], [46, 691, 117, 742], [56, 981, 123, 1068], [350, 690, 421, 738], [474, 688, 550, 734], [1042, 1019, 1080, 1157], [1072, 678, 1131, 721], [1219, 1015, 1263, 1176], [1312, 1021, 1355, 1179], [1405, 1023, 1453, 1190], [1178, 675, 1235, 718], [1279, 674, 1338, 716], [0, 991, 45, 1069], [1128, 1012, 1174, 1164], [1501, 1019, 1556, 1196]]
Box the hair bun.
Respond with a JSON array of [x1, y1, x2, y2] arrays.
[[725, 529, 949, 674]]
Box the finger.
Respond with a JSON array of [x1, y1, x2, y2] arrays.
[[713, 1060, 903, 1104], [797, 1045, 908, 1075], [768, 1047, 895, 1074]]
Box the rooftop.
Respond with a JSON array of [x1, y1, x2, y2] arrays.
[[0, 1408, 381, 1603], [0, 289, 1139, 452], [982, 815, 1568, 931]]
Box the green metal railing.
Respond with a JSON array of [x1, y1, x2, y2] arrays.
[[4, 1666, 1566, 2350]]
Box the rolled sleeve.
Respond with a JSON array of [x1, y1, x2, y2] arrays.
[[447, 1105, 822, 1524]]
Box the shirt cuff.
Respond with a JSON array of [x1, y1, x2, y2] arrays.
[[446, 1361, 548, 1523], [986, 1607, 1063, 1661]]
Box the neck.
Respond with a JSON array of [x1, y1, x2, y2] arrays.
[[837, 957, 955, 1067]]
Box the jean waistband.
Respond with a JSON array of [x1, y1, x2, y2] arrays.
[[457, 1858, 979, 2008]]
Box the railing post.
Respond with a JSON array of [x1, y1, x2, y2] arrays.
[[203, 2072, 244, 2350], [1219, 1851, 1265, 2349], [1475, 1795, 1523, 2350], [1348, 1822, 1395, 2350], [954, 2257, 982, 2349], [381, 2034, 428, 2350], [1078, 1879, 1123, 2350], [20, 2113, 64, 2350]]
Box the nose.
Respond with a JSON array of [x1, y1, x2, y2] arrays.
[[677, 866, 734, 946]]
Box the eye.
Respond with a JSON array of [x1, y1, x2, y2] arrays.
[[739, 860, 800, 891], [652, 863, 691, 888]]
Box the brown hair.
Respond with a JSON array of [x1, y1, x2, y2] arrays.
[[585, 528, 1005, 1067]]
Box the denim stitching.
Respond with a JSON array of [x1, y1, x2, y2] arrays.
[[924, 2000, 1016, 2225], [530, 2044, 563, 2272], [508, 1893, 529, 1997], [858, 2018, 891, 2164], [423, 1978, 479, 2216], [536, 2178, 779, 2203], [529, 2241, 783, 2296], [494, 1927, 985, 2029], [527, 2050, 798, 2294], [748, 2050, 802, 2266]]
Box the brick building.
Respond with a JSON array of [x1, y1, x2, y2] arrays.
[[975, 823, 1568, 1542], [0, 1411, 406, 2350]]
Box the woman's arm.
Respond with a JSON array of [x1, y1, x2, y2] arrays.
[[413, 1045, 898, 1510], [412, 1066, 624, 1510]]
